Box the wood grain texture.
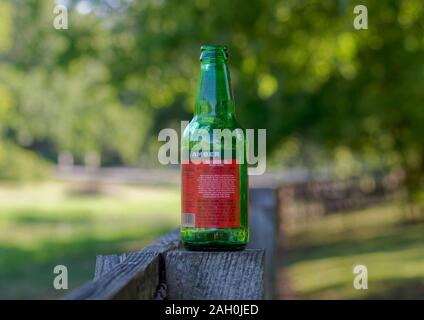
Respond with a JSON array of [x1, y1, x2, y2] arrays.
[[94, 254, 124, 280], [165, 249, 265, 300], [65, 251, 159, 300], [93, 228, 181, 279], [65, 228, 180, 300]]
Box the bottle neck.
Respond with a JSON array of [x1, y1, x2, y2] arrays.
[[195, 61, 235, 117]]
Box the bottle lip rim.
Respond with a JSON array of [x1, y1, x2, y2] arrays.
[[201, 45, 228, 52]]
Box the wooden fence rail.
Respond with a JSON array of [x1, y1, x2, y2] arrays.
[[66, 188, 280, 300]]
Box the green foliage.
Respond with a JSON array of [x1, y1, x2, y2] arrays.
[[0, 2, 13, 53], [0, 141, 50, 181], [0, 0, 423, 186]]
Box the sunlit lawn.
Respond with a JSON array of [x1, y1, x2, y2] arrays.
[[0, 181, 180, 299], [285, 203, 424, 299]]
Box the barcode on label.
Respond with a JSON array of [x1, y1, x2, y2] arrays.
[[183, 213, 195, 227]]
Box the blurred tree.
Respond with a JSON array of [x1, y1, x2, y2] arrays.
[[0, 0, 423, 195], [1, 0, 147, 165], [108, 0, 424, 193]]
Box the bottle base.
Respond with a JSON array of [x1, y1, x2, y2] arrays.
[[180, 227, 249, 251], [182, 242, 247, 251]]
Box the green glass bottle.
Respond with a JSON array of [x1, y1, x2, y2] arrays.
[[181, 45, 249, 251]]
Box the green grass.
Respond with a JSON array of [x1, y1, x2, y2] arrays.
[[285, 204, 424, 299], [0, 181, 180, 299]]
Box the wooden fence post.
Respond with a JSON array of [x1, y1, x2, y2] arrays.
[[165, 250, 265, 300], [248, 187, 280, 299]]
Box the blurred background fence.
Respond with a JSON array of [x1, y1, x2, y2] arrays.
[[278, 168, 406, 230]]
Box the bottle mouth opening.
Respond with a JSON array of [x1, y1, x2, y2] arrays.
[[201, 45, 228, 52], [200, 45, 228, 62]]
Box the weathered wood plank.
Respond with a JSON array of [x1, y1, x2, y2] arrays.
[[93, 228, 181, 278], [65, 228, 180, 300], [65, 251, 159, 300], [94, 254, 123, 280], [165, 249, 265, 300], [248, 187, 280, 299]]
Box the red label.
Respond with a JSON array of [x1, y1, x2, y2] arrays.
[[182, 162, 240, 228]]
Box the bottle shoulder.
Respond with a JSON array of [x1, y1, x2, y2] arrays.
[[182, 115, 246, 147], [185, 115, 244, 131]]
